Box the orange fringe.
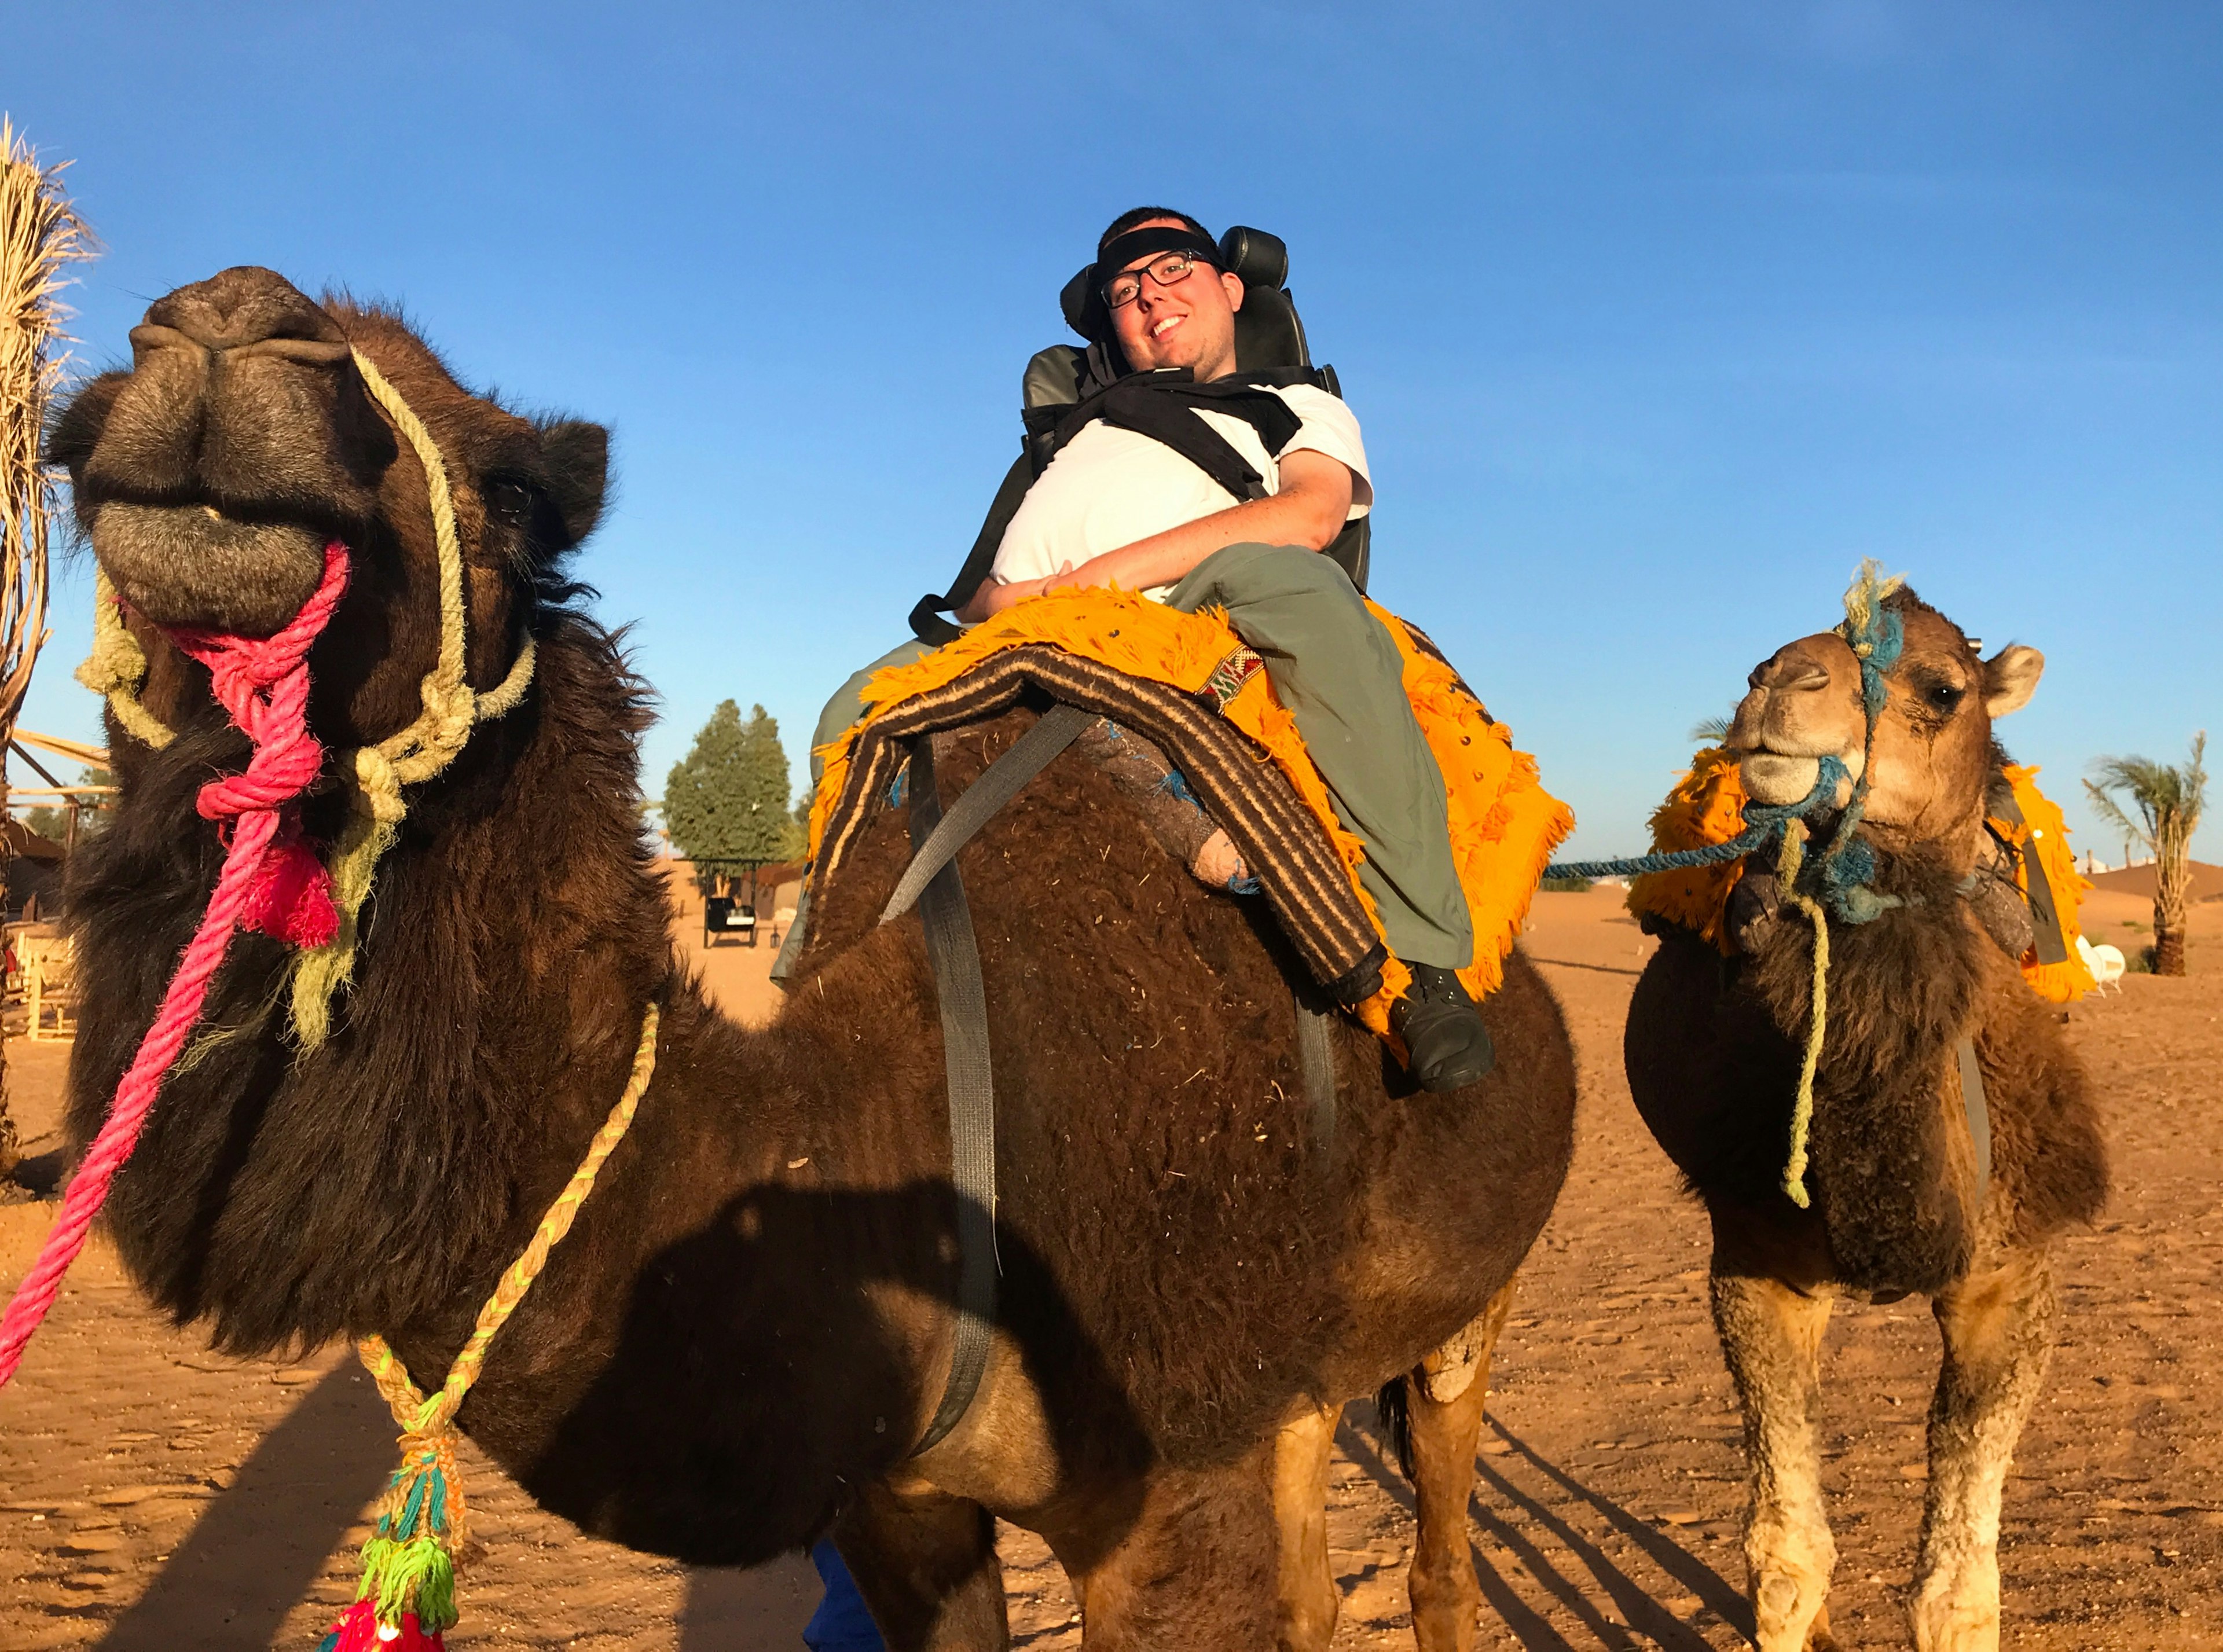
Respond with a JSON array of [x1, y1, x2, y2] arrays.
[[1625, 746, 1749, 956], [809, 588, 1572, 1037], [1624, 747, 2094, 1000], [1990, 765, 2096, 1003]]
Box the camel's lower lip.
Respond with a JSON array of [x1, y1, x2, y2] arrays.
[[1740, 748, 1863, 806], [1741, 752, 1821, 806], [89, 501, 328, 635]]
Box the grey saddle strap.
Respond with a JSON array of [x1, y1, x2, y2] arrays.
[[894, 732, 1000, 1456], [1956, 1035, 1991, 1207], [881, 704, 1098, 926], [1296, 998, 1338, 1152], [886, 704, 1344, 1448]]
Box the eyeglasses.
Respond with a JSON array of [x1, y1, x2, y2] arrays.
[[1102, 251, 1215, 310]]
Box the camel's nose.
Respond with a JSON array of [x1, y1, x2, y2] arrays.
[[1749, 645, 1832, 696], [137, 266, 347, 354]]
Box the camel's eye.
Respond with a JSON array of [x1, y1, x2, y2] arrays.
[[483, 475, 534, 526], [1925, 680, 1965, 713]]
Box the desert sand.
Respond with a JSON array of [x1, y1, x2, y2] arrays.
[[2, 879, 2215, 1650]]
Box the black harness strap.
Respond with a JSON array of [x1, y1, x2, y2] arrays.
[[913, 366, 1337, 643], [1956, 1035, 1991, 1209], [1065, 375, 1306, 504], [898, 733, 1000, 1456], [1988, 790, 2071, 965], [881, 706, 1098, 926]]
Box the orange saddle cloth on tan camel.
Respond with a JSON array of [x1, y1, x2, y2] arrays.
[[807, 588, 1573, 1039], [1627, 745, 2098, 1002]]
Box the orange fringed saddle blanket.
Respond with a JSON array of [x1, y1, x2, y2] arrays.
[[1625, 747, 2096, 1001], [809, 589, 1573, 1037]]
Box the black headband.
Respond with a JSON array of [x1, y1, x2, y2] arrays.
[[1093, 225, 1221, 297]]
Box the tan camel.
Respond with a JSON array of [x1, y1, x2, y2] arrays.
[[1622, 589, 2107, 1650]]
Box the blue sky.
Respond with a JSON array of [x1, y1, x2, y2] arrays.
[[7, 2, 2218, 860]]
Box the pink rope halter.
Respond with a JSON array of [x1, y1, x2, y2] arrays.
[[0, 542, 351, 1387]]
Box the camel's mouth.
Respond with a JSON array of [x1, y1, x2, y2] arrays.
[[89, 500, 329, 636], [1739, 746, 1863, 807]]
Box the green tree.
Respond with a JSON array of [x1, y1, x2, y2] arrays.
[[664, 702, 796, 891], [2086, 732, 2207, 976]]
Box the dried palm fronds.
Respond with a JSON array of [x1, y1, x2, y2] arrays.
[[1, 117, 91, 744], [1, 118, 94, 1172]]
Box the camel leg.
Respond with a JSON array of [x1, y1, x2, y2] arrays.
[[1909, 1247, 2058, 1652], [834, 1481, 1009, 1651], [1068, 1447, 1282, 1651], [1712, 1271, 1839, 1652], [1405, 1279, 1517, 1652], [1271, 1400, 1342, 1651]]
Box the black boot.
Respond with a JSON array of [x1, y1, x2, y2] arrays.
[[1392, 964, 1495, 1092]]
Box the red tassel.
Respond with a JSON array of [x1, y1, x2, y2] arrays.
[[242, 830, 339, 948], [320, 1599, 445, 1652]]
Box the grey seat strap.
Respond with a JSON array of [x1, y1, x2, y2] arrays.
[[880, 704, 1098, 925], [1296, 997, 1338, 1152], [896, 733, 999, 1456], [1956, 1035, 1991, 1207]]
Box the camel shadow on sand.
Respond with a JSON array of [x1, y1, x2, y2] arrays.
[[96, 1361, 397, 1651], [1339, 1410, 1752, 1650], [96, 1184, 1154, 1649]]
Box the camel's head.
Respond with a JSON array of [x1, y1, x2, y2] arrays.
[[1726, 586, 2044, 851], [48, 266, 608, 743]]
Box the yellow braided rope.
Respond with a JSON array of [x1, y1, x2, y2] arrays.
[[287, 350, 487, 1048], [356, 1002, 660, 1438], [74, 570, 175, 750], [355, 1340, 475, 1556], [1775, 820, 1830, 1209], [73, 347, 540, 1049]]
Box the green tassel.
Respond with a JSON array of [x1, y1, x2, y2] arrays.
[[355, 1457, 460, 1634], [359, 1533, 458, 1634]]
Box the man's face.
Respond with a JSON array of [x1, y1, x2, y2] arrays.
[[1107, 218, 1245, 379]]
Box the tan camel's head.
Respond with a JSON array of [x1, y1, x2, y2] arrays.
[[1726, 588, 2044, 852], [49, 266, 608, 746]]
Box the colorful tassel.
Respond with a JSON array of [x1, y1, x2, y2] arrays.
[[321, 1429, 467, 1649]]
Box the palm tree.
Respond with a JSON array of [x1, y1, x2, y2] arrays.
[[2086, 733, 2208, 976]]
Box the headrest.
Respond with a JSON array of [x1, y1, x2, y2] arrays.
[[1216, 226, 1287, 292]]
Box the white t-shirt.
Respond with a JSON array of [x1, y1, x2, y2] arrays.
[[989, 382, 1372, 603]]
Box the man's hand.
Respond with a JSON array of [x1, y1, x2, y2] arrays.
[[954, 567, 1071, 623]]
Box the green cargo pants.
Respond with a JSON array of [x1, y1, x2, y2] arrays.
[[805, 543, 1474, 970]]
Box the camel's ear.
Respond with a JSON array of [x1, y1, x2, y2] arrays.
[[538, 420, 608, 546], [1982, 644, 2044, 718]]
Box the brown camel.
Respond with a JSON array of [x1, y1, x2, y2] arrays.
[[1618, 589, 2107, 1651], [46, 266, 1577, 1650]]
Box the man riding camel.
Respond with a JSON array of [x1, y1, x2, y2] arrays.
[[807, 207, 1492, 1093]]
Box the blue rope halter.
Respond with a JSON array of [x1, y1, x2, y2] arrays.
[[1542, 561, 1906, 928]]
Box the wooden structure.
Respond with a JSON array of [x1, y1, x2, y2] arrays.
[[6, 922, 72, 1040]]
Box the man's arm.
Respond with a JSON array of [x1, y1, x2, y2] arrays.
[[963, 449, 1356, 620]]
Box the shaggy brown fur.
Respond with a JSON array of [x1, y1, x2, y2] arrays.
[[1620, 588, 2106, 1652], [48, 267, 1576, 1649]]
